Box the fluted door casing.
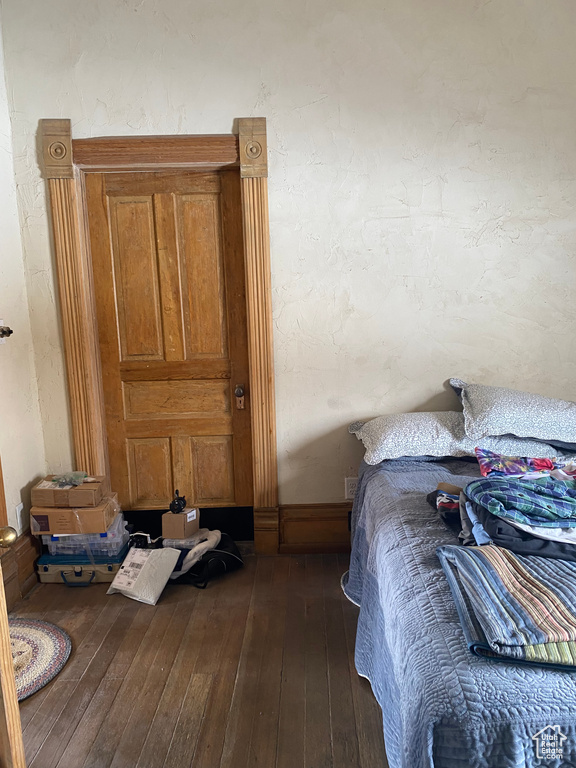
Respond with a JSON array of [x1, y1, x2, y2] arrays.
[[240, 176, 279, 553], [47, 176, 109, 479]]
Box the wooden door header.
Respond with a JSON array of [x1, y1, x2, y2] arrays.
[[39, 118, 268, 177]]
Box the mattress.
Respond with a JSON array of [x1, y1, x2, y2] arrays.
[[342, 458, 576, 768]]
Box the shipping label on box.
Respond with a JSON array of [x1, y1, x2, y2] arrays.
[[31, 475, 106, 508], [162, 507, 199, 539], [111, 548, 150, 591]]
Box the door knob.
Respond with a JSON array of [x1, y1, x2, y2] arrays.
[[0, 327, 13, 339], [234, 385, 245, 410], [0, 527, 17, 548]]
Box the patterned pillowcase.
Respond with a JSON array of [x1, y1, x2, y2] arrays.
[[474, 448, 576, 478], [349, 411, 563, 466], [450, 378, 576, 444]]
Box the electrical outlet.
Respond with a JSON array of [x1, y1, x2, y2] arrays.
[[345, 477, 358, 500], [15, 502, 24, 531]]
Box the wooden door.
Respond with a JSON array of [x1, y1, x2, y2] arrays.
[[85, 169, 253, 511]]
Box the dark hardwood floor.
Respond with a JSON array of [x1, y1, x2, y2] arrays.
[[13, 554, 388, 768]]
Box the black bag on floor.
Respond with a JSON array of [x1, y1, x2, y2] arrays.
[[171, 533, 244, 589]]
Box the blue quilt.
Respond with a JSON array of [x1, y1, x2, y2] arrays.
[[342, 459, 576, 768]]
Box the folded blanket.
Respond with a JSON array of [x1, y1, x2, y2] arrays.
[[437, 544, 576, 669], [466, 476, 576, 528]]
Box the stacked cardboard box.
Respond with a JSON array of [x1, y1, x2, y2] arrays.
[[31, 475, 105, 508], [30, 476, 127, 585], [161, 507, 199, 539], [30, 476, 116, 536]]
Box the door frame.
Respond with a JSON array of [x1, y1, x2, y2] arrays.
[[0, 456, 26, 767], [39, 118, 279, 554], [0, 456, 7, 528]]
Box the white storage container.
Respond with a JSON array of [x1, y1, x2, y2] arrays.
[[42, 513, 129, 557]]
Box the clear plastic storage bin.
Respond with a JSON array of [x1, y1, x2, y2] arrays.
[[42, 513, 129, 557]]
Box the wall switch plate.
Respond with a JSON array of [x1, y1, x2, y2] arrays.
[[15, 502, 24, 530], [345, 477, 358, 500]]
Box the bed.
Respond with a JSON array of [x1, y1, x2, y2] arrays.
[[342, 457, 576, 768]]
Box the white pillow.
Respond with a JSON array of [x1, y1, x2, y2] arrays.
[[349, 411, 562, 466], [450, 378, 576, 444]]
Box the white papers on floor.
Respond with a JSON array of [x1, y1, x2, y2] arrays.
[[107, 547, 180, 605]]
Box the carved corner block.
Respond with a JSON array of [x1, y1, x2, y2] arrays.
[[39, 119, 73, 179], [238, 117, 268, 178]]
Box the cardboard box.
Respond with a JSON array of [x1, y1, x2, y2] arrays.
[[162, 507, 199, 539], [31, 475, 106, 508], [30, 494, 119, 536]]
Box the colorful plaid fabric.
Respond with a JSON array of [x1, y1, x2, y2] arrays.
[[438, 544, 576, 666], [466, 475, 576, 528], [474, 448, 561, 477]]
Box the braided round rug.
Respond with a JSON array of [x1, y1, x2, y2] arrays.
[[9, 618, 71, 701]]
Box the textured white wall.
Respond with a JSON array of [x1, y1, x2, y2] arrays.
[[0, 13, 46, 531], [1, 0, 575, 504]]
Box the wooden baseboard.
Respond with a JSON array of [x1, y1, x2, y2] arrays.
[[0, 532, 40, 612], [254, 507, 280, 555], [278, 503, 352, 554]]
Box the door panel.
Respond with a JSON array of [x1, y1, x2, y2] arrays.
[[109, 197, 164, 361], [177, 195, 227, 359], [119, 360, 231, 381], [124, 418, 232, 439], [122, 380, 230, 420], [127, 438, 173, 508], [87, 170, 253, 510], [193, 436, 235, 504], [167, 435, 236, 506], [154, 193, 185, 362]]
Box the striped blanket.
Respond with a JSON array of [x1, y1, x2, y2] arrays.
[[437, 544, 576, 669]]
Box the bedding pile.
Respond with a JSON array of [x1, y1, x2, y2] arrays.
[[422, 383, 576, 669], [433, 458, 576, 671], [428, 460, 576, 559], [344, 458, 576, 768], [346, 381, 576, 766], [468, 472, 576, 530]]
